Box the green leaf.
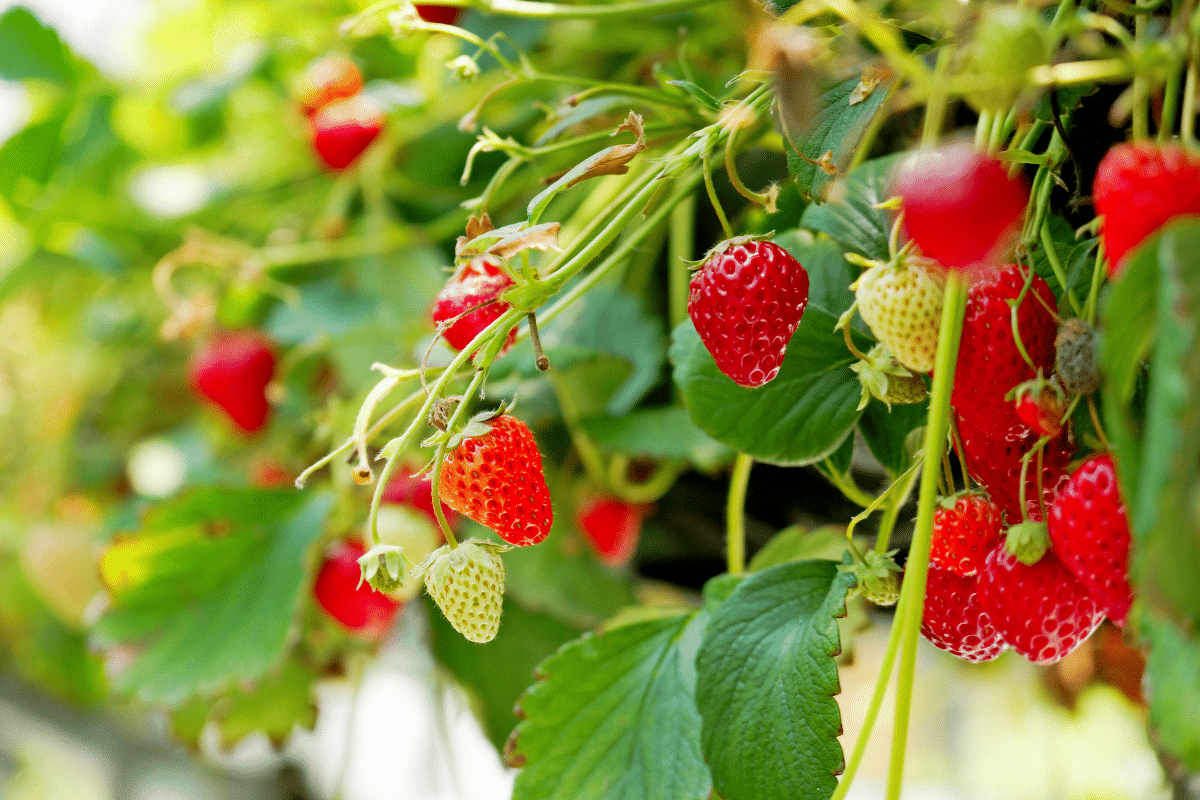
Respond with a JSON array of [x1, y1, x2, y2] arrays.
[[785, 72, 894, 202], [579, 406, 734, 472], [509, 611, 713, 800], [172, 661, 318, 749], [1128, 220, 1200, 632], [694, 560, 853, 800], [500, 287, 667, 415], [1100, 230, 1158, 503], [429, 597, 583, 751], [669, 311, 867, 466], [1143, 611, 1200, 770], [823, 429, 855, 477], [534, 97, 628, 146], [748, 525, 848, 572], [801, 155, 900, 262], [1030, 215, 1097, 310], [772, 232, 857, 318], [92, 488, 333, 705], [665, 80, 722, 111], [0, 7, 77, 84], [1102, 240, 1158, 406], [0, 108, 69, 203], [859, 397, 925, 477]]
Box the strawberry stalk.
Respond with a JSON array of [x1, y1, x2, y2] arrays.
[[886, 271, 969, 800], [725, 453, 753, 576], [429, 370, 486, 549], [668, 195, 697, 327], [831, 593, 910, 800]]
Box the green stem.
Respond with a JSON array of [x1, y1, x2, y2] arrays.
[[921, 47, 954, 148], [1030, 58, 1134, 87], [830, 596, 909, 800], [885, 272, 968, 800], [875, 463, 921, 554], [669, 194, 697, 327], [726, 453, 753, 576], [702, 137, 734, 240], [1183, 35, 1199, 148], [1161, 66, 1183, 142], [1040, 222, 1082, 317], [540, 171, 705, 326], [1084, 239, 1106, 324], [1133, 13, 1150, 140], [823, 465, 876, 508]]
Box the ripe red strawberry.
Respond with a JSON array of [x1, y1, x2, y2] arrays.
[[1094, 142, 1200, 275], [1011, 377, 1067, 438], [310, 95, 385, 170], [416, 4, 462, 23], [432, 258, 517, 355], [440, 414, 553, 546], [952, 265, 1071, 519], [892, 142, 1029, 270], [854, 256, 945, 373], [295, 55, 363, 117], [190, 330, 276, 434], [313, 540, 402, 637], [687, 239, 809, 388], [921, 567, 1007, 662], [976, 543, 1105, 664], [1047, 454, 1133, 626], [575, 495, 648, 567], [383, 470, 458, 529], [931, 492, 1003, 576]]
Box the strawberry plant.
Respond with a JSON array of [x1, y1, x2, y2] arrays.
[[3, 0, 1200, 796]]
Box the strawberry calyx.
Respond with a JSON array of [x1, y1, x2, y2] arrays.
[[358, 542, 408, 593], [684, 232, 776, 270], [1004, 520, 1050, 565], [840, 549, 903, 607], [850, 343, 928, 410], [424, 404, 506, 449]]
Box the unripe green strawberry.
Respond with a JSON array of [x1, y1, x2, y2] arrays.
[[422, 539, 506, 643], [854, 257, 945, 373]]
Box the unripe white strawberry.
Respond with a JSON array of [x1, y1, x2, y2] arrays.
[[421, 539, 506, 643], [854, 258, 945, 373]]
